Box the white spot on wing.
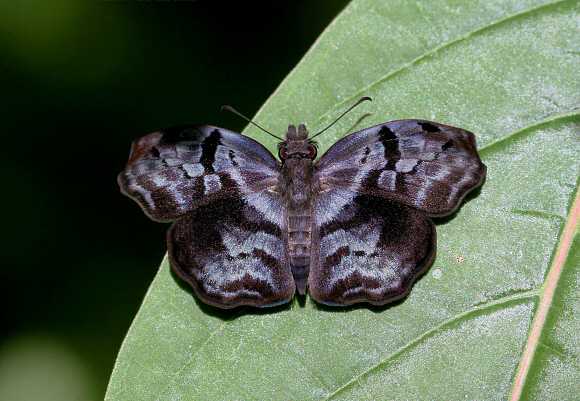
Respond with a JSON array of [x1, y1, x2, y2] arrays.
[[164, 158, 183, 167], [182, 163, 204, 178], [319, 224, 381, 258], [378, 170, 397, 191], [221, 228, 281, 258], [328, 256, 401, 292], [212, 146, 235, 173], [395, 158, 418, 173], [204, 174, 222, 195], [151, 173, 169, 188], [241, 191, 285, 225], [315, 189, 356, 226], [412, 178, 432, 208], [134, 183, 155, 210], [203, 258, 274, 288]]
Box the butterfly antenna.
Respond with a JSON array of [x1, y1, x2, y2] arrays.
[[221, 105, 283, 141], [310, 96, 372, 140]]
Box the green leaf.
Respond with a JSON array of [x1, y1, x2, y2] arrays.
[[106, 0, 580, 399]]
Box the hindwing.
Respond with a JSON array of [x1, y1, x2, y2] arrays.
[[310, 190, 436, 306], [168, 195, 293, 308]]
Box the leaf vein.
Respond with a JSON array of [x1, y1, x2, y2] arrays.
[[310, 0, 572, 130], [326, 292, 539, 399], [154, 307, 249, 400]]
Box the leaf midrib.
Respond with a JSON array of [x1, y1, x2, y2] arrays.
[[510, 179, 580, 400]]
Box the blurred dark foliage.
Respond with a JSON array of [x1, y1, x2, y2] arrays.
[[0, 2, 348, 397]]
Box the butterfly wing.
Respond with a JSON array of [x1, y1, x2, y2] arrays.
[[119, 125, 294, 307], [315, 120, 486, 216], [309, 120, 485, 305], [168, 194, 294, 308], [309, 190, 436, 306], [118, 125, 281, 221]]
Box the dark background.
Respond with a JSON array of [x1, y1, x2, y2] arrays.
[[0, 2, 349, 398]]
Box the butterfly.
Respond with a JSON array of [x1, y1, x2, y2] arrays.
[[118, 98, 486, 308]]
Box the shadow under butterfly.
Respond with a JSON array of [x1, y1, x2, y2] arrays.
[[118, 97, 486, 309]]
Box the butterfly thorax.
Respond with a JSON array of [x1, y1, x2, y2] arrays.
[[280, 124, 317, 295]]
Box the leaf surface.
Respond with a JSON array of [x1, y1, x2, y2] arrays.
[[106, 0, 580, 399]]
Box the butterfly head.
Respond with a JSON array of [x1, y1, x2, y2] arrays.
[[278, 124, 318, 162]]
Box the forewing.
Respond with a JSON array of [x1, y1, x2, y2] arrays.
[[315, 120, 486, 216], [168, 194, 294, 308], [309, 191, 436, 306], [118, 125, 281, 221]]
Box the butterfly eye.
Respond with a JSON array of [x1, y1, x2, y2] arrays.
[[308, 144, 317, 159], [278, 146, 288, 160]]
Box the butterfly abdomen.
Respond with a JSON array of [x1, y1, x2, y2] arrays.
[[287, 213, 312, 295], [283, 156, 314, 295]]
